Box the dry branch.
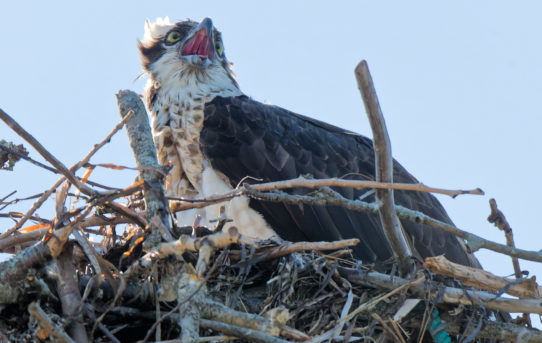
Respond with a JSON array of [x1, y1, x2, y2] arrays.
[[56, 245, 89, 343], [244, 177, 483, 198], [487, 198, 533, 325], [116, 89, 174, 246], [488, 198, 522, 277], [355, 59, 412, 276], [425, 255, 541, 298], [228, 238, 360, 263], [200, 319, 292, 343], [173, 176, 483, 212], [0, 205, 92, 304], [0, 215, 131, 253], [148, 227, 242, 277], [28, 301, 76, 343], [0, 140, 113, 191], [339, 266, 542, 315], [236, 186, 542, 264], [395, 204, 542, 263], [0, 109, 134, 240], [0, 140, 29, 170], [0, 108, 96, 196]]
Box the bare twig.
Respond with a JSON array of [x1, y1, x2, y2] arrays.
[[200, 319, 292, 343], [488, 198, 522, 277], [83, 306, 121, 343], [105, 201, 147, 228], [0, 109, 134, 240], [0, 215, 131, 253], [0, 178, 65, 240], [0, 108, 96, 196], [488, 199, 533, 325], [71, 229, 103, 277], [240, 187, 542, 263], [0, 206, 91, 304], [137, 254, 224, 343], [395, 203, 542, 263], [228, 238, 360, 263], [0, 211, 51, 224], [340, 276, 425, 325], [355, 59, 412, 276], [0, 190, 16, 203], [200, 299, 288, 337], [0, 142, 56, 173], [246, 177, 483, 198], [313, 289, 354, 342], [371, 312, 404, 343], [135, 230, 289, 343], [0, 144, 119, 190], [28, 302, 77, 343], [174, 176, 483, 212]]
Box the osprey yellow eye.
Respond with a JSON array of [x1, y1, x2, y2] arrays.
[[166, 31, 182, 44], [215, 40, 224, 57]]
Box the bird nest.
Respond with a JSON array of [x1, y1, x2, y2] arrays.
[[1, 83, 542, 342], [0, 223, 539, 342]]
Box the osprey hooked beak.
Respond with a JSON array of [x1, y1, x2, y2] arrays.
[[180, 17, 214, 62]]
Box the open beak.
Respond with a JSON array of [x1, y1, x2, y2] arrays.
[[181, 17, 214, 62]]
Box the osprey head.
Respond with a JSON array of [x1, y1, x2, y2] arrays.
[[138, 17, 238, 89]]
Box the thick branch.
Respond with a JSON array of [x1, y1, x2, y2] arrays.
[[339, 267, 542, 315], [425, 255, 541, 298], [355, 59, 412, 276], [55, 245, 89, 343], [116, 90, 173, 245]]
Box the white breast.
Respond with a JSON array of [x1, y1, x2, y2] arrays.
[[146, 79, 277, 240]]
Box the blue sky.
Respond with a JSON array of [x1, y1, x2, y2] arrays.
[[2, 0, 542, 321]]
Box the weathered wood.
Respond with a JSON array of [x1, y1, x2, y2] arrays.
[[425, 255, 541, 298], [357, 60, 412, 276], [116, 90, 174, 246]]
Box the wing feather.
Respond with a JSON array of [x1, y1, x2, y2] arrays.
[[200, 95, 476, 267]]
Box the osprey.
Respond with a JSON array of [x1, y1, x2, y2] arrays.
[[138, 17, 477, 267]]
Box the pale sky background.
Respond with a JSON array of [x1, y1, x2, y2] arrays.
[[1, 0, 542, 323]]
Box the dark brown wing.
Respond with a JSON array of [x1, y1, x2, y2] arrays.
[[200, 95, 476, 267]]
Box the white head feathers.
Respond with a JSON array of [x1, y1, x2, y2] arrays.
[[141, 17, 174, 46]]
